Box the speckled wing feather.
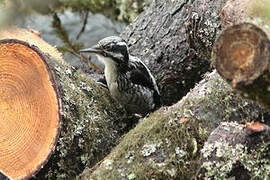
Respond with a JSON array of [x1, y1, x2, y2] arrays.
[[128, 55, 161, 106]]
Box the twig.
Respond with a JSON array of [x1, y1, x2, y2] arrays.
[[52, 13, 103, 73], [76, 11, 89, 40]]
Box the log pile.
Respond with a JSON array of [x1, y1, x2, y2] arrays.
[[0, 0, 269, 179], [79, 71, 265, 179]]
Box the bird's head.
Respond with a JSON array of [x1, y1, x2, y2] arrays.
[[80, 36, 129, 66]]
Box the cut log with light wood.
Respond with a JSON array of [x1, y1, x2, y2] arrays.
[[212, 23, 270, 109], [0, 28, 131, 179], [0, 39, 60, 179]]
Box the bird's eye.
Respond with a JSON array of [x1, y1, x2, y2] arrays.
[[103, 44, 112, 50]]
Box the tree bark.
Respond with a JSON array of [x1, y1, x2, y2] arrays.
[[79, 71, 265, 180], [78, 0, 270, 179], [0, 0, 227, 178], [1, 0, 269, 179], [34, 46, 129, 179], [120, 0, 227, 105], [197, 0, 270, 178], [197, 121, 270, 179]]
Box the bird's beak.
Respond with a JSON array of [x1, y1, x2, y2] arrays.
[[79, 44, 102, 54]]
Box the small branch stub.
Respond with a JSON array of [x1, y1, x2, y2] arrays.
[[212, 23, 270, 108]]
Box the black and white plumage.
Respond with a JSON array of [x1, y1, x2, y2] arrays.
[[80, 36, 160, 115]]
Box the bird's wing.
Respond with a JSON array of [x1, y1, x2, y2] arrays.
[[128, 55, 160, 96]]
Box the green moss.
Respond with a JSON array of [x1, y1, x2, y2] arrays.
[[199, 122, 270, 179], [36, 57, 128, 179], [81, 108, 208, 179], [79, 71, 265, 180], [175, 72, 262, 131]]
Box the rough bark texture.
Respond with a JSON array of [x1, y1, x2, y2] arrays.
[[197, 1, 270, 178], [120, 0, 227, 105], [78, 71, 266, 179], [0, 0, 226, 178], [1, 0, 268, 179], [186, 0, 225, 60], [33, 52, 131, 179], [198, 121, 270, 179], [0, 36, 133, 179]]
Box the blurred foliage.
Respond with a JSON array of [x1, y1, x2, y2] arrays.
[[247, 0, 270, 25], [116, 0, 152, 22], [0, 0, 152, 24], [57, 0, 152, 22], [57, 0, 113, 12]]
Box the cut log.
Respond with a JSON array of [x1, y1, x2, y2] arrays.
[[212, 23, 270, 108], [0, 28, 130, 179], [0, 39, 60, 179]]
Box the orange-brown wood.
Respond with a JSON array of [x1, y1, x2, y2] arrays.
[[246, 121, 265, 132], [0, 40, 60, 179], [212, 23, 270, 109], [212, 23, 269, 87]]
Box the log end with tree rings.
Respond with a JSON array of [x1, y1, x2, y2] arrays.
[[0, 39, 60, 179], [212, 22, 270, 87]]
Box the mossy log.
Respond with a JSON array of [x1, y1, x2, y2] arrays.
[[120, 0, 227, 105], [212, 23, 270, 109], [198, 121, 270, 179], [0, 29, 129, 179], [78, 71, 266, 179], [77, 1, 270, 179]]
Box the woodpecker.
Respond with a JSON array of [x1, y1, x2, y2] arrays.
[[80, 36, 160, 115]]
